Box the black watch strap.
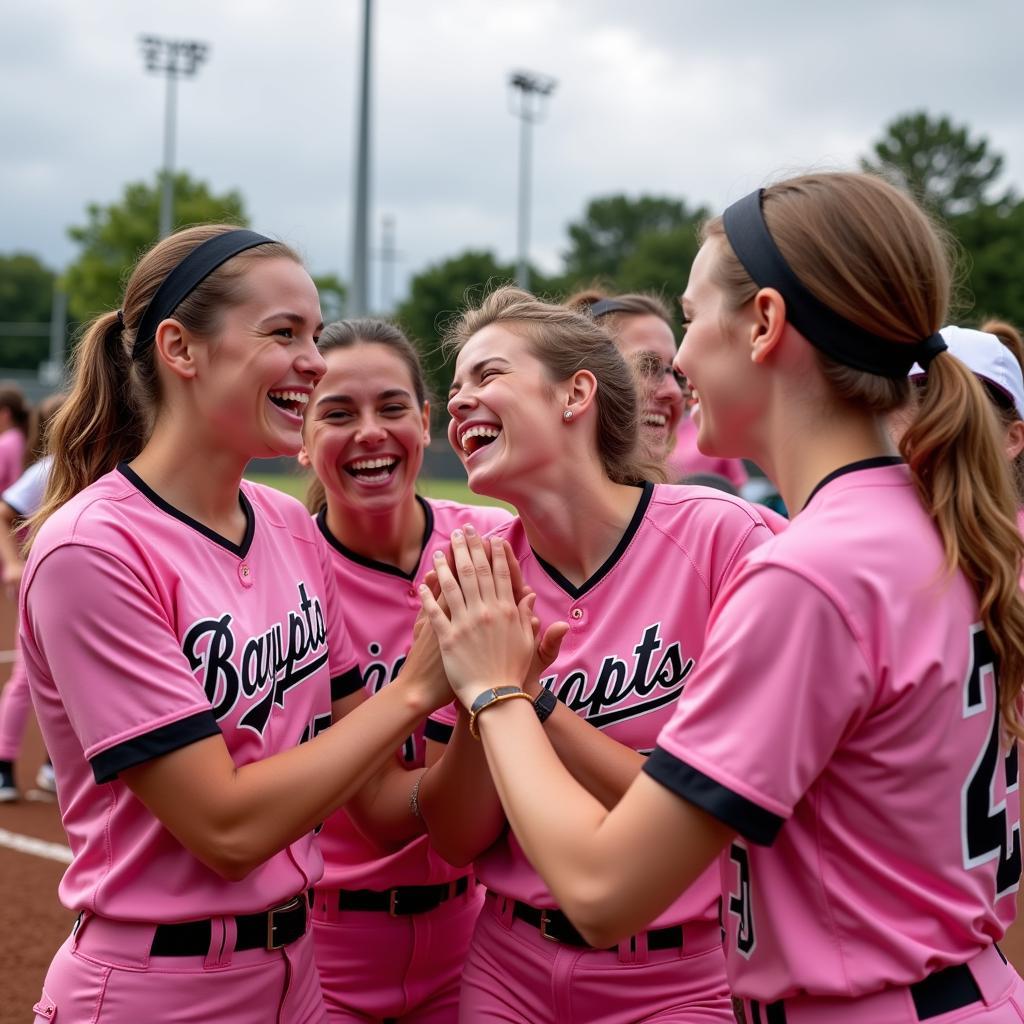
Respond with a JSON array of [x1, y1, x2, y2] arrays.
[[533, 686, 558, 724]]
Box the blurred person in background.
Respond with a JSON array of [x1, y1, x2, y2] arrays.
[[0, 383, 30, 493], [569, 289, 751, 491], [0, 392, 66, 800]]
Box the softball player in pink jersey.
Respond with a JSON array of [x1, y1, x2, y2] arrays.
[[566, 290, 687, 470], [298, 318, 509, 1023], [20, 227, 454, 1024], [0, 394, 66, 801], [419, 173, 1024, 1023], [0, 383, 29, 494], [418, 288, 779, 1023]]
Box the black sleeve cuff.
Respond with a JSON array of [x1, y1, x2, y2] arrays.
[[91, 710, 221, 783], [423, 719, 454, 745], [643, 747, 784, 846], [331, 666, 364, 701]]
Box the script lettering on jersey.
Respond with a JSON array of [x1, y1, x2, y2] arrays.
[[540, 622, 694, 729], [362, 642, 415, 762], [183, 582, 329, 735]]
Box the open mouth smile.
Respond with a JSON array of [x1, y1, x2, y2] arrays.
[[268, 389, 310, 419], [344, 455, 401, 484], [458, 422, 503, 457]]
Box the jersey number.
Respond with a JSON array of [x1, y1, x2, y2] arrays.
[[961, 625, 1021, 898], [728, 841, 756, 959]]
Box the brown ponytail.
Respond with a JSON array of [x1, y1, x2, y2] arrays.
[[704, 172, 1024, 741], [977, 320, 1024, 504], [29, 224, 300, 544]]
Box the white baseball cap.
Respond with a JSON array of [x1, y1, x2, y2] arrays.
[[910, 325, 1024, 421]]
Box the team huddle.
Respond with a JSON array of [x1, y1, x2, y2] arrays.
[[7, 171, 1024, 1023]]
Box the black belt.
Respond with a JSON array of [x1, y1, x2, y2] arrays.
[[150, 891, 311, 957], [337, 877, 470, 916], [741, 952, 994, 1023], [511, 900, 683, 950]]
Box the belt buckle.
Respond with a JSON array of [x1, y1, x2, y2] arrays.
[[539, 910, 559, 943], [388, 889, 401, 917], [266, 896, 303, 950]]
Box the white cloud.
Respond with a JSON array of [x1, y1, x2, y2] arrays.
[[2, 0, 1022, 310]]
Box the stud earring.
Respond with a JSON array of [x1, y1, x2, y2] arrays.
[[563, 409, 573, 421]]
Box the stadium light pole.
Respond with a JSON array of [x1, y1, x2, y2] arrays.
[[139, 36, 210, 239], [349, 0, 374, 316], [509, 71, 557, 291]]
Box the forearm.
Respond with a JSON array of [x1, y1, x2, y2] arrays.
[[542, 700, 645, 808], [419, 712, 506, 866], [476, 697, 732, 946], [126, 679, 433, 880], [346, 760, 426, 849]]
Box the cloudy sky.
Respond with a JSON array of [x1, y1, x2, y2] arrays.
[[3, 0, 1022, 308]]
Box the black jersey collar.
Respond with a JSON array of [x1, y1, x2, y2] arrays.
[[117, 463, 255, 558], [802, 455, 904, 512], [317, 495, 434, 582], [534, 482, 654, 600]]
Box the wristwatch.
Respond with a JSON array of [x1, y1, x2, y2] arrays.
[[533, 686, 557, 724], [468, 686, 533, 739]]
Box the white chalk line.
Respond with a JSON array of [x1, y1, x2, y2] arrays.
[[0, 826, 72, 864]]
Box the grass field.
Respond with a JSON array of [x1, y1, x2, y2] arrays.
[[246, 471, 510, 510]]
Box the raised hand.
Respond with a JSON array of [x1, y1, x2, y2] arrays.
[[396, 570, 453, 713], [419, 525, 535, 709]]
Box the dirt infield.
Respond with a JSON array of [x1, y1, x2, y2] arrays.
[[0, 591, 74, 1023]]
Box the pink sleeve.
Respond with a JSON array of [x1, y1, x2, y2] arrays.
[[645, 563, 873, 845], [711, 514, 773, 598], [756, 506, 789, 535], [23, 544, 220, 783], [425, 700, 458, 744], [316, 533, 361, 701]]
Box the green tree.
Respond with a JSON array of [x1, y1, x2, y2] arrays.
[[617, 223, 701, 310], [396, 250, 517, 404], [64, 173, 248, 322], [313, 273, 347, 324], [562, 195, 708, 285], [861, 112, 1010, 220], [0, 252, 58, 370], [861, 112, 1024, 327], [952, 201, 1024, 327]]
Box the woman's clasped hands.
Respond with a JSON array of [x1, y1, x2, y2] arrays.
[[419, 525, 556, 712]]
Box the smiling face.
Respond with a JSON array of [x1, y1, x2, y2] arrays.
[[673, 238, 763, 459], [186, 257, 326, 460], [447, 323, 563, 500], [612, 314, 684, 457], [303, 342, 430, 515]]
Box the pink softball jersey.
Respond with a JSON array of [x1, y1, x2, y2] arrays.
[[430, 482, 774, 927], [667, 415, 749, 488], [0, 427, 25, 494], [315, 496, 511, 889], [647, 458, 1021, 1002], [19, 465, 360, 922]]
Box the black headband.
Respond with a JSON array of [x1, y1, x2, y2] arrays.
[[721, 190, 946, 377], [131, 229, 275, 360], [588, 298, 634, 319]]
